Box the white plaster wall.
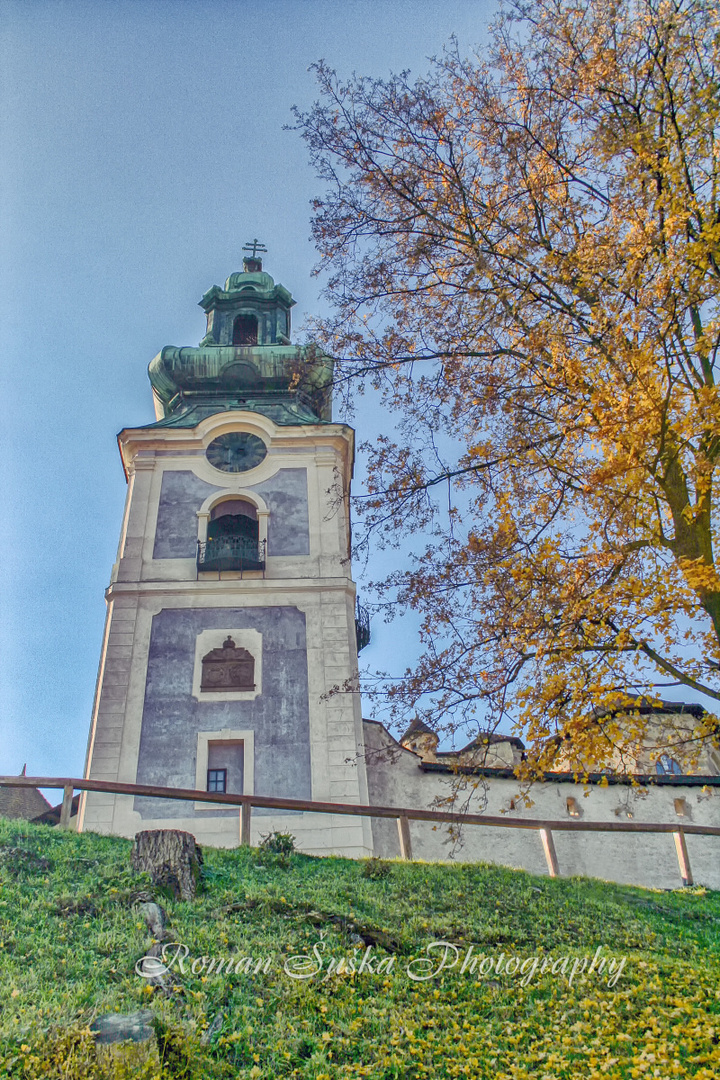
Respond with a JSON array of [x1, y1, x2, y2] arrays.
[[363, 720, 720, 890]]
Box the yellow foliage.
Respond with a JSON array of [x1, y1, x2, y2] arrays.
[[296, 0, 720, 772]]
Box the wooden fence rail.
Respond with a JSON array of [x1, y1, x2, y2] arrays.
[[3, 774, 719, 886]]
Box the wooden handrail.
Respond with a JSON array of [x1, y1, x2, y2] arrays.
[[2, 774, 720, 835], [1, 775, 716, 885]]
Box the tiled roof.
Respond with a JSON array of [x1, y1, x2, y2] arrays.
[[0, 784, 52, 821]]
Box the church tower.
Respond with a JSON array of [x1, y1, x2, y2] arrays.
[[79, 248, 373, 856]]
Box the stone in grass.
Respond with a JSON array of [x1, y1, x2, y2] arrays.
[[137, 941, 178, 993], [138, 900, 167, 939], [131, 829, 203, 901]]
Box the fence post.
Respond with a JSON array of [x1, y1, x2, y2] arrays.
[[673, 829, 693, 886], [240, 800, 252, 847], [59, 784, 74, 829], [539, 828, 559, 877], [397, 814, 413, 860]]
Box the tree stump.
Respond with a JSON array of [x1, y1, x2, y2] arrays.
[[90, 1010, 160, 1072], [131, 830, 203, 901]]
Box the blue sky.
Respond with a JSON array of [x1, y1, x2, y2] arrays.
[[0, 0, 494, 780]]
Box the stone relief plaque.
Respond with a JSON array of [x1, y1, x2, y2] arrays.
[[201, 636, 255, 691]]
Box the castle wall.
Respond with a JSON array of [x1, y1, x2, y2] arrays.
[[363, 720, 720, 890]]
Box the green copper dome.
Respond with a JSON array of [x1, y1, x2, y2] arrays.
[[145, 256, 333, 428]]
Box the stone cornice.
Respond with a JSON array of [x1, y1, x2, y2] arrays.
[[116, 411, 355, 480], [105, 578, 357, 600]]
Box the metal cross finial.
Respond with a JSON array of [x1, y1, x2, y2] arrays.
[[243, 238, 267, 260]]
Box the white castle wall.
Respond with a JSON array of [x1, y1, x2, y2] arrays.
[[363, 720, 720, 890]]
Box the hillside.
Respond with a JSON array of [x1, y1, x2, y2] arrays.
[[0, 817, 719, 1079]]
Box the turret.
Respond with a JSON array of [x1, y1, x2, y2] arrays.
[[400, 718, 440, 761], [146, 243, 333, 429]]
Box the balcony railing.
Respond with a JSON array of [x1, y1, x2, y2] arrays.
[[197, 537, 266, 573], [355, 601, 371, 652]]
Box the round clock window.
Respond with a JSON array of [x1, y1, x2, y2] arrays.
[[206, 432, 267, 473]]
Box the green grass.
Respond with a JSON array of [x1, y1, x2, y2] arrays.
[[1, 816, 719, 1078]]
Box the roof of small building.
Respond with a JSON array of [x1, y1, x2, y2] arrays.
[[0, 781, 52, 822], [594, 695, 706, 719], [32, 793, 81, 826], [398, 720, 525, 751], [418, 761, 720, 785], [362, 717, 719, 783], [458, 732, 526, 752], [400, 718, 438, 743]]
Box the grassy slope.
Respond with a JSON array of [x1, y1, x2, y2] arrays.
[[0, 817, 719, 1079]]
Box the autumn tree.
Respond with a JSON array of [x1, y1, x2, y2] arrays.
[[295, 0, 720, 776]]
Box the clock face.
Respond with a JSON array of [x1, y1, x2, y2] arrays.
[[206, 432, 267, 473]]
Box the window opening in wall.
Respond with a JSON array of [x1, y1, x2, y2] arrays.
[[199, 499, 264, 572], [208, 499, 258, 542], [233, 314, 258, 345], [207, 768, 227, 794], [656, 755, 683, 775], [209, 742, 244, 795]]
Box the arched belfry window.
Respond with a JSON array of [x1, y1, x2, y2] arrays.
[[233, 314, 258, 345], [207, 499, 259, 545], [198, 498, 264, 572], [201, 636, 255, 691]]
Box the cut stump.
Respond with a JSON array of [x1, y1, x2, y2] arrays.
[[90, 1010, 160, 1071], [131, 829, 203, 901], [90, 1010, 156, 1045]]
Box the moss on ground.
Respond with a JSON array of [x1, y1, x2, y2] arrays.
[[1, 816, 719, 1078]]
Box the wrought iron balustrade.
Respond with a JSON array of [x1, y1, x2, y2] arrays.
[[197, 537, 266, 573], [355, 600, 371, 652]]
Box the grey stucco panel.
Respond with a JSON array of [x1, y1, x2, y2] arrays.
[[152, 468, 310, 558], [255, 469, 310, 556], [153, 472, 220, 559], [134, 606, 311, 818]]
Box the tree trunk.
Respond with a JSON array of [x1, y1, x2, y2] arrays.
[[131, 830, 203, 901]]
